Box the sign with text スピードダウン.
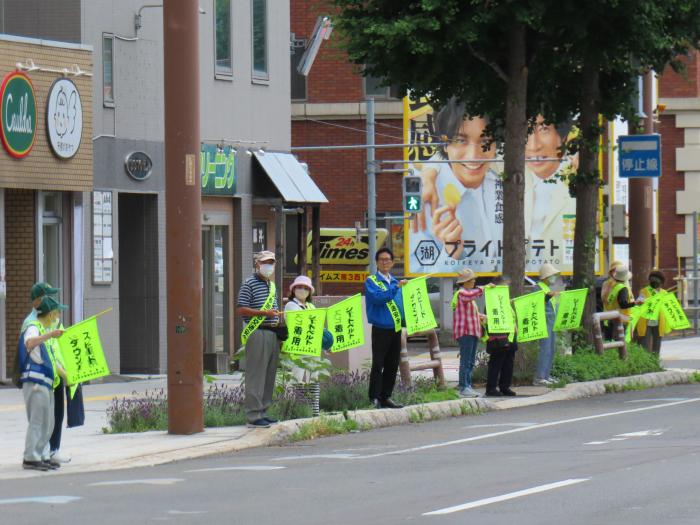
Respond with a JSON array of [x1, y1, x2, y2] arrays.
[[0, 71, 36, 158]]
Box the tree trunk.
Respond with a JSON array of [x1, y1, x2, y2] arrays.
[[572, 61, 600, 346], [502, 23, 528, 298]]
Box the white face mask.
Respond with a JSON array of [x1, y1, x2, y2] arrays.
[[294, 288, 310, 301], [259, 263, 275, 278]]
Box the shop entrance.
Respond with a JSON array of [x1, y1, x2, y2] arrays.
[[202, 225, 229, 370], [118, 193, 159, 373]]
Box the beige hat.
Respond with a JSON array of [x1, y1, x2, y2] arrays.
[[456, 268, 476, 284], [613, 264, 630, 282], [539, 263, 560, 281], [254, 250, 276, 263]]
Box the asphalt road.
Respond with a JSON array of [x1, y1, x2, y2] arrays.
[[3, 384, 700, 524]]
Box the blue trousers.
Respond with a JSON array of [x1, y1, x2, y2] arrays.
[[536, 305, 557, 380], [457, 335, 479, 389]]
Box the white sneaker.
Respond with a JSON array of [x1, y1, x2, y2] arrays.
[[459, 387, 480, 398], [547, 376, 559, 384], [532, 378, 552, 387], [50, 450, 71, 464]]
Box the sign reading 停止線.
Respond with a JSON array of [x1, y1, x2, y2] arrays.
[[0, 71, 36, 158]]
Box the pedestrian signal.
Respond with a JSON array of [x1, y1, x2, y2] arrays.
[[403, 175, 422, 214]]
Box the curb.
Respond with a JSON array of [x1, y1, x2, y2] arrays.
[[6, 368, 697, 478]]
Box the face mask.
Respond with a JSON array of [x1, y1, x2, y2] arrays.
[[259, 264, 275, 278], [650, 279, 661, 289], [547, 276, 558, 285], [294, 289, 310, 301]]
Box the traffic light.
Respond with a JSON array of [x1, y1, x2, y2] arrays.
[[403, 175, 422, 214]]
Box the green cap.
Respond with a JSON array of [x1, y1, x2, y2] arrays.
[[36, 296, 68, 316], [30, 282, 59, 301]]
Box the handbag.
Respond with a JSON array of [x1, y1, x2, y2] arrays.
[[485, 334, 510, 354]]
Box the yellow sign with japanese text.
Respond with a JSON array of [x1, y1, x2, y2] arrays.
[[661, 293, 691, 330], [402, 276, 437, 335], [57, 316, 110, 385], [327, 294, 365, 352], [485, 286, 515, 334], [553, 288, 588, 331], [283, 308, 327, 356], [513, 290, 548, 342]]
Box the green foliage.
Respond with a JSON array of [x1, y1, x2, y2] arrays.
[[604, 381, 648, 394], [551, 343, 662, 384], [289, 417, 360, 442]]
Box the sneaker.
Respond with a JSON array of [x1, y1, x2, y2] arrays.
[[22, 460, 49, 472], [42, 460, 60, 470], [50, 450, 71, 464], [246, 418, 271, 429], [459, 387, 480, 398], [533, 378, 552, 386], [547, 376, 559, 384], [263, 416, 279, 424]]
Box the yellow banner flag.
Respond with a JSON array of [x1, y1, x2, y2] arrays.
[[553, 288, 588, 331], [327, 294, 365, 353], [625, 306, 644, 343], [283, 308, 327, 356], [57, 316, 110, 385], [402, 276, 437, 335], [513, 290, 548, 342], [661, 293, 691, 330], [485, 286, 515, 334]]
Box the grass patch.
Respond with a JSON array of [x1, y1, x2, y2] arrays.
[[289, 417, 359, 442], [604, 380, 648, 393], [551, 343, 662, 385], [689, 372, 700, 383]]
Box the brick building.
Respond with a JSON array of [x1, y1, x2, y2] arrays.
[[291, 0, 406, 295]]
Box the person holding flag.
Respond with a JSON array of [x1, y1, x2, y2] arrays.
[[19, 296, 69, 471], [534, 263, 561, 386], [236, 251, 284, 429], [365, 247, 406, 409], [452, 268, 484, 398], [636, 270, 670, 354]]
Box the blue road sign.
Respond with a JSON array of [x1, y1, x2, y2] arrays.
[[618, 134, 661, 178]]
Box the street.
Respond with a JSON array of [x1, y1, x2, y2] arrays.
[[2, 384, 700, 524]]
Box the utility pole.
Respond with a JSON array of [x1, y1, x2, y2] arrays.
[[163, 0, 203, 434], [367, 98, 377, 275], [629, 72, 655, 295]]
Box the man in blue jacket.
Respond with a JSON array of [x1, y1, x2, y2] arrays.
[[365, 247, 406, 409]]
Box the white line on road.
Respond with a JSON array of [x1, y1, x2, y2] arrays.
[[354, 398, 700, 459], [0, 496, 81, 506], [184, 466, 286, 473], [625, 398, 688, 403], [87, 478, 184, 487], [423, 478, 590, 515], [273, 453, 360, 461], [462, 422, 538, 429], [584, 428, 666, 445]]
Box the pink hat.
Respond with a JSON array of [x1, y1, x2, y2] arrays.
[[289, 275, 315, 295]]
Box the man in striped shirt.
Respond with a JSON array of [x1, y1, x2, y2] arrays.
[[453, 268, 484, 398], [236, 251, 282, 428]]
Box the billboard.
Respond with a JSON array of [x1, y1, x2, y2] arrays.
[[403, 97, 601, 276]]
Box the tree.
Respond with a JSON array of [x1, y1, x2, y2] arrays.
[[332, 0, 552, 297]]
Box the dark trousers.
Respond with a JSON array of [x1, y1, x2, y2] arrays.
[[49, 380, 85, 453], [642, 326, 662, 354], [486, 346, 516, 392], [369, 326, 401, 401]]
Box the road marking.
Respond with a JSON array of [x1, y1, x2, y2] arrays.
[[167, 510, 208, 515], [88, 478, 184, 487], [0, 496, 81, 506], [463, 422, 538, 429], [354, 398, 700, 459], [584, 428, 666, 445], [273, 453, 360, 461], [184, 466, 285, 473], [625, 398, 688, 403], [423, 478, 590, 515]]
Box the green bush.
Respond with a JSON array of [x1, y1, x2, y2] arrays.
[[551, 343, 662, 384]]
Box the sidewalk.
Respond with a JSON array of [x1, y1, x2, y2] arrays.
[[0, 338, 697, 480]]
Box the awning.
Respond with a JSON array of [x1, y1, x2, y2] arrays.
[[253, 151, 328, 204]]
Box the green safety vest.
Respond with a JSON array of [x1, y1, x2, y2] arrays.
[[240, 282, 277, 345], [450, 290, 459, 311], [369, 275, 402, 332], [537, 281, 559, 309], [28, 320, 60, 389]]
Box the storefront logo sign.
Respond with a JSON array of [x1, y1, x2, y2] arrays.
[[124, 151, 153, 180], [0, 71, 36, 158], [46, 78, 82, 159], [200, 143, 237, 195], [299, 228, 389, 265]]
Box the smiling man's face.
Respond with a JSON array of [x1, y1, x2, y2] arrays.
[[446, 117, 496, 189]]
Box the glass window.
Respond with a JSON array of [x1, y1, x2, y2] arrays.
[[291, 41, 307, 100], [103, 34, 114, 106], [364, 74, 390, 98], [252, 0, 268, 79], [215, 0, 232, 76], [40, 192, 63, 300]]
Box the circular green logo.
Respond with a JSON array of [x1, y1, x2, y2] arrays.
[[0, 71, 37, 158]]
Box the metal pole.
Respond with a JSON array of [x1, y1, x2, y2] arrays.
[[694, 211, 698, 334], [367, 98, 377, 275], [164, 0, 203, 434]]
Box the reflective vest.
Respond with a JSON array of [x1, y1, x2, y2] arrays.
[[19, 321, 58, 390], [637, 286, 671, 337], [606, 282, 632, 317]]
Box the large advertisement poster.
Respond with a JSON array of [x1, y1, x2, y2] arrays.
[[404, 97, 601, 276]]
